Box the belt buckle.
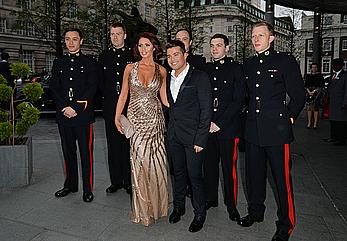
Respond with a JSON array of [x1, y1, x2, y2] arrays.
[[213, 98, 218, 108]]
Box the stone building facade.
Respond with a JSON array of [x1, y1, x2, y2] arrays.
[[0, 0, 293, 73], [0, 0, 90, 74], [295, 13, 347, 75], [139, 0, 293, 62]]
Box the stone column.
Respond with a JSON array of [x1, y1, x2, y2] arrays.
[[312, 7, 322, 69], [265, 0, 274, 26]]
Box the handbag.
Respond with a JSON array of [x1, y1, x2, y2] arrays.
[[120, 114, 134, 138]]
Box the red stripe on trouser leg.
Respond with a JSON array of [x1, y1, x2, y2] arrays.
[[232, 138, 239, 206], [284, 144, 295, 234], [88, 124, 93, 192]]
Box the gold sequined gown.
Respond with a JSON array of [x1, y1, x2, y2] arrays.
[[127, 62, 168, 226]]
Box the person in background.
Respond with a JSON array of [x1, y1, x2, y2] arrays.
[[304, 63, 324, 129], [0, 52, 14, 88], [175, 28, 206, 71], [324, 58, 347, 146]]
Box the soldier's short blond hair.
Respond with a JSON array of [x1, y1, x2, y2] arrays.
[[252, 21, 274, 36]]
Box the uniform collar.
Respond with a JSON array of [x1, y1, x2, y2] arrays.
[[67, 51, 81, 57], [212, 56, 231, 66], [110, 45, 127, 52], [255, 47, 274, 57]]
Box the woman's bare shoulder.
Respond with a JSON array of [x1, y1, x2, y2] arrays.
[[158, 65, 167, 76], [126, 63, 134, 69], [124, 63, 134, 72]]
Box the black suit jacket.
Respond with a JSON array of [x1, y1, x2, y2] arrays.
[[187, 54, 206, 71], [328, 70, 347, 121], [167, 66, 212, 148]]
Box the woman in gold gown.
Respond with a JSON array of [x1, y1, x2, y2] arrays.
[[115, 32, 169, 226]]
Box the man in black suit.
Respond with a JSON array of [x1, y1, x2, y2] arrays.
[[204, 34, 245, 221], [325, 58, 347, 146], [238, 22, 305, 241], [50, 28, 98, 203], [98, 22, 133, 194], [166, 40, 212, 233], [173, 28, 207, 199]]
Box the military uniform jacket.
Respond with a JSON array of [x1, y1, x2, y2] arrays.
[[206, 56, 245, 140], [50, 52, 98, 127], [328, 70, 347, 121], [187, 53, 206, 71], [244, 48, 305, 146], [98, 46, 133, 121]]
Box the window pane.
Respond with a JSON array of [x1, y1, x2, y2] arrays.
[[307, 39, 313, 52], [145, 3, 151, 17], [23, 50, 34, 71], [342, 40, 347, 50], [45, 52, 55, 73], [0, 18, 6, 33], [323, 39, 332, 51], [324, 16, 333, 25], [321, 58, 331, 73], [306, 58, 312, 74]]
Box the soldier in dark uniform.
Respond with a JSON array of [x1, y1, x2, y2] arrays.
[[237, 22, 305, 241], [98, 22, 133, 194], [203, 34, 244, 222], [50, 28, 98, 203], [175, 28, 206, 71]]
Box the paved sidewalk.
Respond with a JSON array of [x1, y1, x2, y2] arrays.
[[0, 114, 346, 241]]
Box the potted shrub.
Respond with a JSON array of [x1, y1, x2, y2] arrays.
[[0, 62, 43, 187]]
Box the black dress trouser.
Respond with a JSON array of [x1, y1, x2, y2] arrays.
[[245, 141, 295, 235], [168, 136, 206, 217], [330, 120, 347, 143], [104, 119, 131, 187], [204, 133, 239, 210], [58, 124, 94, 193]]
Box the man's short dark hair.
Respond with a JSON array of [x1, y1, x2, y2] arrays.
[[1, 52, 9, 61], [252, 21, 275, 36], [175, 28, 192, 41], [210, 34, 229, 46], [64, 27, 83, 39], [110, 22, 126, 33], [166, 40, 186, 54], [332, 58, 344, 67], [310, 63, 318, 68]]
